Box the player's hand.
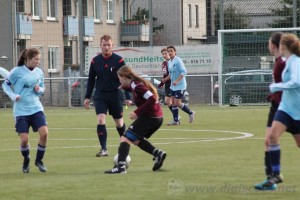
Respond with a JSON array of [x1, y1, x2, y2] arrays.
[[84, 99, 90, 110], [129, 112, 137, 120], [34, 84, 40, 92], [15, 95, 21, 102], [126, 100, 132, 107]]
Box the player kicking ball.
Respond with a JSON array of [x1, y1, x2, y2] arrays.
[[105, 65, 166, 174]]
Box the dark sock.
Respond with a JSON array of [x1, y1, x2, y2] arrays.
[[168, 105, 172, 112], [118, 142, 130, 166], [172, 106, 179, 122], [97, 125, 107, 150], [269, 144, 281, 176], [20, 145, 30, 158], [116, 124, 126, 137], [137, 139, 155, 155], [265, 151, 272, 177], [36, 144, 46, 162], [181, 104, 192, 114]]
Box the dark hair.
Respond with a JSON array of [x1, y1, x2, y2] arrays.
[[280, 33, 300, 57], [167, 45, 176, 52], [117, 65, 159, 100], [100, 34, 112, 42], [17, 48, 40, 66], [270, 32, 284, 48]]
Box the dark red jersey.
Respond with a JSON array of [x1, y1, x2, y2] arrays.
[[127, 80, 163, 117], [85, 53, 125, 99], [161, 60, 170, 81], [269, 57, 285, 104]]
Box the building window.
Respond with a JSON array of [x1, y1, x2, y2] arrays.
[[83, 0, 88, 16], [31, 0, 42, 20], [106, 0, 115, 23], [63, 0, 72, 16], [16, 0, 25, 13], [93, 0, 102, 22], [188, 4, 192, 27], [195, 5, 199, 27], [47, 0, 57, 20], [48, 47, 59, 72]]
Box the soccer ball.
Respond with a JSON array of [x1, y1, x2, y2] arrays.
[[113, 154, 131, 169]]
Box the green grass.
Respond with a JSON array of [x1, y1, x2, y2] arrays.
[[0, 105, 299, 200]]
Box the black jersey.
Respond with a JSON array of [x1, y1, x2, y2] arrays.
[[85, 53, 125, 99]]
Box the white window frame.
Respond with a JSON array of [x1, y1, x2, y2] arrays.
[[47, 0, 57, 21], [106, 0, 115, 23], [48, 46, 59, 73], [31, 0, 42, 20], [93, 0, 102, 22]]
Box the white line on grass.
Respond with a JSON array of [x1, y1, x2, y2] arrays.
[[0, 129, 253, 151]]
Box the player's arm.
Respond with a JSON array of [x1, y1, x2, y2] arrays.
[[84, 60, 96, 109], [132, 86, 156, 117], [35, 73, 45, 95], [2, 71, 20, 101], [270, 61, 300, 93]]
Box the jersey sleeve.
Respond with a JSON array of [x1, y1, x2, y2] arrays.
[[85, 59, 96, 99]]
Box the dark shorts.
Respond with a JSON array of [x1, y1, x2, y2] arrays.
[[165, 83, 171, 97], [170, 89, 186, 99], [274, 110, 300, 135], [93, 90, 124, 119], [15, 111, 47, 134], [267, 101, 279, 127], [127, 115, 163, 139]]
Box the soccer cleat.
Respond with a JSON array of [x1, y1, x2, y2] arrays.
[[166, 120, 180, 126], [22, 156, 30, 173], [189, 111, 195, 123], [254, 179, 277, 191], [35, 161, 47, 172], [255, 174, 283, 190], [96, 149, 109, 157], [153, 150, 167, 171], [104, 165, 127, 174]]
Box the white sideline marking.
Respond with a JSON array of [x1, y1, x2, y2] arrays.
[[0, 129, 253, 151]]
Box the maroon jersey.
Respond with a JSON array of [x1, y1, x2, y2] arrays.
[[269, 57, 285, 104], [128, 80, 163, 117], [158, 60, 171, 88]]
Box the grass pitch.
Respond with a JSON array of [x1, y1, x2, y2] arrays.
[[0, 105, 299, 200]]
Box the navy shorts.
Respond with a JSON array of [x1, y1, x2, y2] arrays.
[[127, 115, 163, 140], [165, 83, 171, 97], [93, 90, 124, 119], [266, 101, 279, 127], [274, 110, 300, 135], [169, 89, 186, 99], [15, 111, 47, 134]]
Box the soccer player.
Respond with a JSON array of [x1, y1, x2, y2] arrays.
[[2, 48, 48, 173], [158, 47, 180, 125], [161, 46, 194, 125], [255, 33, 300, 190], [105, 65, 166, 174], [254, 32, 286, 190], [84, 35, 131, 157]]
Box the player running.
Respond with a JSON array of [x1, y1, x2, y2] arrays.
[[255, 33, 300, 190], [105, 65, 166, 174], [2, 48, 48, 173]]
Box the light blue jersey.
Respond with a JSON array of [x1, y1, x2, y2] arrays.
[[2, 65, 45, 117], [269, 54, 300, 120], [168, 56, 187, 91]]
